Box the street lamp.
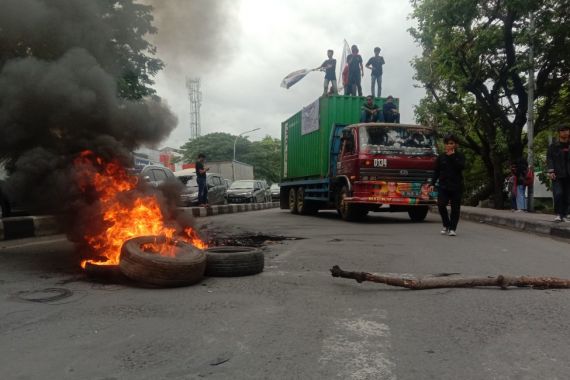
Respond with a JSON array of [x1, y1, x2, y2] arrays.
[[233, 128, 260, 181]]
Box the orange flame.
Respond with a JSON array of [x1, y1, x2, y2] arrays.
[[77, 151, 207, 268]]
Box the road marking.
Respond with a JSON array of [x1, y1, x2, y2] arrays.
[[0, 236, 68, 250], [319, 310, 396, 379]]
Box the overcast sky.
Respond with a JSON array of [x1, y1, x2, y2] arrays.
[[147, 0, 426, 149]]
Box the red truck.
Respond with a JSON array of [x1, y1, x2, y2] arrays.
[[280, 96, 437, 221]]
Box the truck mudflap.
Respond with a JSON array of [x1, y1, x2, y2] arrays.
[[348, 180, 437, 205]]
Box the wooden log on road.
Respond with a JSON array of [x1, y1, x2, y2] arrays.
[[330, 265, 570, 290]]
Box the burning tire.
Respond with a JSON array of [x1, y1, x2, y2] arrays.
[[204, 246, 264, 277], [119, 236, 206, 287]]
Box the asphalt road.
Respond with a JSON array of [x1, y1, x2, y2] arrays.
[[1, 209, 570, 380]]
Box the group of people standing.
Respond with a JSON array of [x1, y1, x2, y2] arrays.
[[504, 158, 532, 212], [318, 45, 385, 98]]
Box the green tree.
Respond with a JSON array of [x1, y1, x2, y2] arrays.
[[410, 0, 570, 208], [0, 0, 163, 100]]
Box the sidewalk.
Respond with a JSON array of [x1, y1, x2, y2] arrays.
[[0, 202, 280, 241], [451, 206, 570, 240]]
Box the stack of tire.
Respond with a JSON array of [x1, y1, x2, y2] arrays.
[[106, 236, 264, 287]]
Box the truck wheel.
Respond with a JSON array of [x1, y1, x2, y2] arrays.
[[288, 188, 298, 214], [408, 206, 429, 222], [296, 187, 305, 214], [337, 185, 366, 221]]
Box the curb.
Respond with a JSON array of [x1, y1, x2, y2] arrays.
[[431, 207, 570, 239], [178, 202, 280, 218], [0, 202, 280, 241]]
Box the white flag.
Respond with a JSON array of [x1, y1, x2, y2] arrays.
[[280, 68, 312, 89], [339, 39, 350, 90]]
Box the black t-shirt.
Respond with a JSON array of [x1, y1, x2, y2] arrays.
[[347, 54, 362, 76], [366, 56, 385, 76], [195, 161, 206, 178], [383, 102, 398, 122], [321, 58, 336, 80]]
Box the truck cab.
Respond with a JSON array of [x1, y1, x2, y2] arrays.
[[335, 123, 437, 220]]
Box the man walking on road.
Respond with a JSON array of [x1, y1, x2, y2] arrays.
[[195, 153, 210, 207], [547, 124, 570, 222], [432, 134, 465, 236]]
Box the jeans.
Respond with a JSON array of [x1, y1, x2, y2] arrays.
[[348, 75, 362, 96], [360, 110, 380, 123], [323, 79, 338, 95], [197, 176, 208, 204], [552, 177, 570, 217], [437, 188, 462, 231], [515, 185, 526, 210], [371, 75, 382, 97]]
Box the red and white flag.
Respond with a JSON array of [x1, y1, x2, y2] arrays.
[[339, 39, 350, 90]]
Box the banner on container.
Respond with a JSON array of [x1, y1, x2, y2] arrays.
[[301, 99, 319, 135]]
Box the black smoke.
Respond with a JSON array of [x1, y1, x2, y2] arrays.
[[0, 0, 177, 215]]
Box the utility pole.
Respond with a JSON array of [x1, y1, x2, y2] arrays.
[[186, 77, 202, 140], [527, 13, 535, 212], [233, 128, 260, 181]]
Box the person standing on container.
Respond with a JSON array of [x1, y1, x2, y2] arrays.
[[365, 47, 385, 97], [347, 45, 364, 96], [431, 134, 465, 236], [547, 124, 570, 222], [195, 153, 210, 207], [318, 49, 337, 96]]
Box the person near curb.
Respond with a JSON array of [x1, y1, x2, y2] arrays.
[[360, 95, 381, 122], [347, 45, 363, 96], [547, 124, 570, 222], [504, 163, 517, 211], [319, 49, 337, 96], [514, 157, 529, 212], [365, 47, 385, 97], [431, 134, 466, 236], [195, 153, 210, 207]]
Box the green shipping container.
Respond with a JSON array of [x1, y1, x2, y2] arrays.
[[281, 95, 397, 180]]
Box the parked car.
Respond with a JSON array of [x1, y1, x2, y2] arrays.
[[258, 180, 271, 202], [140, 165, 176, 188], [226, 180, 266, 204], [270, 183, 280, 201], [175, 172, 227, 206]]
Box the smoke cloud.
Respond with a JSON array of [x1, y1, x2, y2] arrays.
[[0, 0, 177, 214], [144, 0, 239, 74]]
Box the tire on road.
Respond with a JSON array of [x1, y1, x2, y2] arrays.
[[119, 235, 206, 287], [204, 246, 264, 277]]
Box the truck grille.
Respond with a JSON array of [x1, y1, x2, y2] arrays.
[[359, 168, 434, 183]]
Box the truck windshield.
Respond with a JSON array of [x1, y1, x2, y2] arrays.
[[359, 126, 436, 156]]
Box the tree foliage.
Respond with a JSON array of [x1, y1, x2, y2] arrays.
[[0, 0, 163, 100], [410, 0, 570, 207], [179, 134, 281, 184]]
